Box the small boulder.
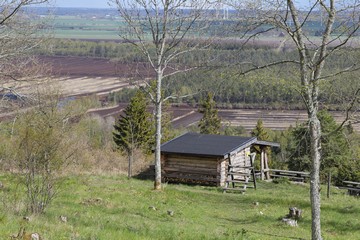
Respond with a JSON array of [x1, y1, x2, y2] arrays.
[[148, 206, 157, 211], [282, 218, 298, 227], [31, 233, 40, 240], [59, 215, 67, 223], [167, 210, 174, 216]]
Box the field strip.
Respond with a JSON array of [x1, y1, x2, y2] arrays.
[[171, 110, 196, 122]]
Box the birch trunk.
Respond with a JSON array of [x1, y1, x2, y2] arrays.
[[309, 107, 322, 240], [154, 71, 163, 190]]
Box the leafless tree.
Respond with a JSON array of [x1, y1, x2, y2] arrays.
[[227, 1, 360, 239], [0, 0, 50, 111], [110, 0, 214, 189]]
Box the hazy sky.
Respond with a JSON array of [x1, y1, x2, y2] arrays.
[[55, 0, 111, 8]]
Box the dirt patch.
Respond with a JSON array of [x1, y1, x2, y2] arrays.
[[38, 56, 155, 79]]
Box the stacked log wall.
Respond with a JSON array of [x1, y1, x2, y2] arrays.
[[162, 154, 220, 185]]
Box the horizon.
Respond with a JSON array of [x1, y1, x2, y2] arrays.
[[52, 0, 310, 9]]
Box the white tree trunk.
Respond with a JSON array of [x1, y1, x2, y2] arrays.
[[309, 110, 322, 240], [154, 72, 163, 190]]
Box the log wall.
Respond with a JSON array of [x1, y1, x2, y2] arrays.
[[162, 154, 221, 186], [162, 147, 251, 186]]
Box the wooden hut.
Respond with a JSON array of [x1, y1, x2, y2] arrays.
[[161, 132, 279, 186]]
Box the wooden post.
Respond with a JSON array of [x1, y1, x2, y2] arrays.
[[327, 172, 331, 199], [250, 153, 257, 190], [260, 150, 264, 180], [264, 152, 270, 180]]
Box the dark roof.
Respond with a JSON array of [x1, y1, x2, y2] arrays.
[[161, 132, 257, 158]]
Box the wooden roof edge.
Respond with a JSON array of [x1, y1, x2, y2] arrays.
[[161, 151, 227, 159], [228, 137, 258, 156], [255, 140, 280, 148]]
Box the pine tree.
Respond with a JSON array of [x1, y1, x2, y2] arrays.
[[251, 119, 270, 141], [113, 91, 153, 177], [198, 92, 221, 135], [251, 119, 271, 167], [288, 110, 354, 184]]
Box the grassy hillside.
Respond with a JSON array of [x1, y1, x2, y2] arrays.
[[0, 174, 358, 239]]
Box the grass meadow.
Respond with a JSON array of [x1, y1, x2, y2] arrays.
[[0, 174, 359, 240]]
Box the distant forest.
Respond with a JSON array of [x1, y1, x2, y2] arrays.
[[38, 38, 360, 110]]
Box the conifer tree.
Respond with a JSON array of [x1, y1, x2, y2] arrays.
[[113, 91, 152, 177], [198, 93, 221, 135], [251, 119, 270, 141], [251, 119, 271, 167], [288, 110, 354, 184]]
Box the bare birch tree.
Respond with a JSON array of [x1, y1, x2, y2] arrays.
[[110, 0, 213, 189], [1, 0, 50, 110], [228, 1, 360, 239]]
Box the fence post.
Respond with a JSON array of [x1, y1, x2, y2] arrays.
[[327, 172, 331, 199]]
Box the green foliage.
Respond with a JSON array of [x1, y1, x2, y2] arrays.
[[113, 91, 153, 154], [251, 119, 270, 141], [108, 88, 138, 104], [198, 92, 221, 135], [223, 125, 247, 136], [287, 110, 355, 184], [3, 94, 76, 214]]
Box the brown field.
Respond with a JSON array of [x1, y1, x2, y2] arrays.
[[40, 56, 155, 79], [88, 104, 360, 132]]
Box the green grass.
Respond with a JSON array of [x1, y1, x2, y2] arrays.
[[0, 174, 359, 239]]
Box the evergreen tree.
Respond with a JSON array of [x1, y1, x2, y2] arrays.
[[251, 119, 270, 141], [288, 110, 354, 184], [113, 91, 153, 177], [198, 92, 221, 135], [251, 119, 272, 168]]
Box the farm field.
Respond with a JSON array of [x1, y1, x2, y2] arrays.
[[88, 104, 360, 132], [0, 174, 358, 240]]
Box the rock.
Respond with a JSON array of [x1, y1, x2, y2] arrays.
[[282, 218, 298, 227], [167, 210, 174, 216], [31, 233, 40, 240], [23, 216, 30, 221], [0, 181, 3, 189], [59, 215, 67, 223], [148, 206, 157, 211], [253, 202, 259, 206]]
